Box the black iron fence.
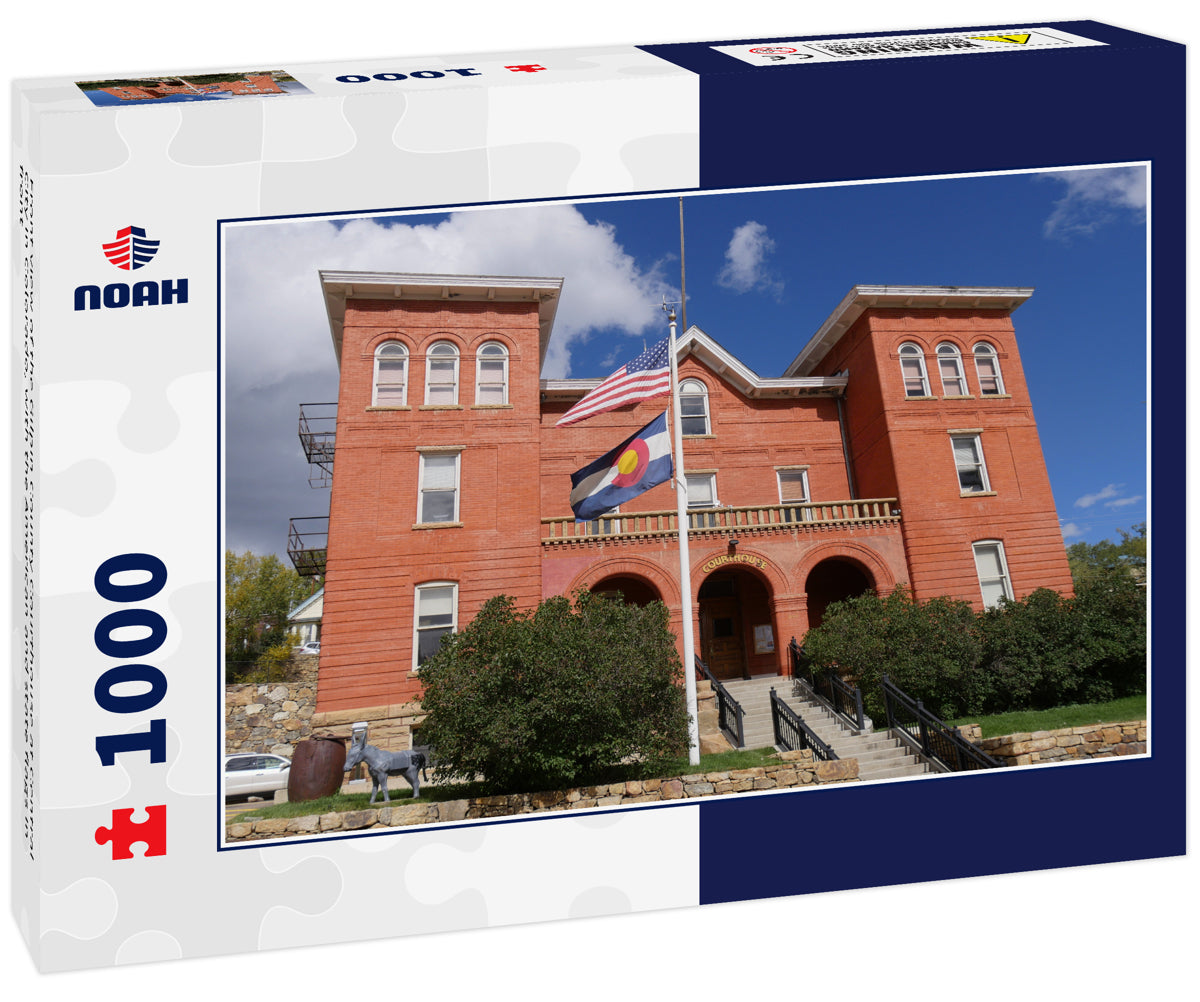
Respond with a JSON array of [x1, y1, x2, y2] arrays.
[[694, 656, 745, 748], [881, 675, 1002, 772], [788, 638, 865, 732], [770, 688, 838, 762]]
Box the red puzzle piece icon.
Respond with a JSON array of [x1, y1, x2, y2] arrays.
[[95, 805, 167, 860]]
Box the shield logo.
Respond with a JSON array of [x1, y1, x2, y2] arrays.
[[102, 225, 161, 270]]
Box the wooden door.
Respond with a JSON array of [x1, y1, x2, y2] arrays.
[[700, 596, 745, 681]]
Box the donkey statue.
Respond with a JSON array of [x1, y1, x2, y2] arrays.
[[343, 732, 429, 804]]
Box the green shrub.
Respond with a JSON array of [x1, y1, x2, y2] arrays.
[[803, 574, 1146, 721], [417, 591, 690, 794], [802, 587, 984, 722]]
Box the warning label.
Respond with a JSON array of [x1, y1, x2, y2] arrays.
[[713, 27, 1104, 67]]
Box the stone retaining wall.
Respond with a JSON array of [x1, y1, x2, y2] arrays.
[[978, 719, 1146, 766], [225, 749, 859, 842], [225, 681, 316, 757], [225, 656, 321, 756], [305, 681, 726, 756]]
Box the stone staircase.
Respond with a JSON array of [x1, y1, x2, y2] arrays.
[[717, 675, 932, 782]]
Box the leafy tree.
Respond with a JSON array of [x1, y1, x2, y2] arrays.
[[417, 591, 690, 794], [1068, 523, 1146, 587], [225, 550, 313, 673], [1066, 524, 1147, 700], [801, 587, 984, 722], [975, 588, 1091, 711]]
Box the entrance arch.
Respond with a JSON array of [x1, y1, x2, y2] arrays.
[[590, 574, 661, 607], [804, 557, 874, 630], [697, 566, 779, 681]]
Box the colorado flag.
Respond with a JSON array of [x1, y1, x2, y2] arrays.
[[570, 411, 673, 521]]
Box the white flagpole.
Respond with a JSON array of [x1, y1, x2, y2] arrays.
[[666, 306, 701, 765]]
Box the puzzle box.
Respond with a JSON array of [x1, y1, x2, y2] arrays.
[[11, 19, 1184, 971]]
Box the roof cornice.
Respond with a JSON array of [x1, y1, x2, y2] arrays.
[[783, 285, 1034, 377], [540, 325, 848, 400], [319, 271, 564, 369]]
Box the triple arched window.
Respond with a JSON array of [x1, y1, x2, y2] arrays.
[[901, 341, 1006, 398]]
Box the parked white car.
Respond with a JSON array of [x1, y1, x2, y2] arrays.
[[224, 753, 291, 800], [293, 640, 320, 655]]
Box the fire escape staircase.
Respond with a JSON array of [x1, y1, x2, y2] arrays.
[[287, 403, 336, 577]]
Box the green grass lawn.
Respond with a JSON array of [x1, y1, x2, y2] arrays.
[[947, 694, 1146, 739], [230, 746, 782, 822]]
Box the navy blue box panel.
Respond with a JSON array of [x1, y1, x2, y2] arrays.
[[641, 20, 1187, 904], [698, 758, 1185, 905], [642, 21, 1185, 188]]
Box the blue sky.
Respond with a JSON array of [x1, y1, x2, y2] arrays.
[[558, 167, 1149, 546], [225, 164, 1147, 556]]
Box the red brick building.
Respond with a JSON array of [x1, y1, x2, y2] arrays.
[[292, 273, 1072, 723], [102, 74, 284, 101]]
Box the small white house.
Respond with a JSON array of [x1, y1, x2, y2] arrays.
[[288, 587, 323, 645]]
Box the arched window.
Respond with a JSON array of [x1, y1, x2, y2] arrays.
[[937, 343, 967, 396], [425, 341, 459, 405], [475, 341, 508, 405], [679, 379, 710, 435], [372, 341, 408, 406], [973, 342, 1006, 396], [898, 343, 930, 397]]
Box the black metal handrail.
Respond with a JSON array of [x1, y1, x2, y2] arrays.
[[788, 638, 865, 732], [770, 688, 838, 762], [694, 656, 745, 748], [881, 675, 1002, 772]]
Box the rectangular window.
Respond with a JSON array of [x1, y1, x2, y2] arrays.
[[777, 468, 810, 522], [973, 541, 1014, 609], [415, 582, 457, 667], [951, 434, 990, 494], [418, 452, 460, 523], [687, 473, 718, 528]]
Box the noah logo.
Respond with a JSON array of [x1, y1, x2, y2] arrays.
[[102, 225, 160, 270], [74, 225, 188, 311]]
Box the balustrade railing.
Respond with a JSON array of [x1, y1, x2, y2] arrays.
[[694, 656, 745, 749], [881, 675, 1002, 772], [542, 498, 900, 544], [788, 639, 866, 732], [770, 688, 838, 762]]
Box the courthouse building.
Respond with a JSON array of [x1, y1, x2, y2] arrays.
[[288, 272, 1073, 726]]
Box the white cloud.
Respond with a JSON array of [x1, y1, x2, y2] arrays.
[[1073, 483, 1143, 511], [224, 204, 674, 384], [716, 220, 782, 297], [222, 205, 676, 555], [1074, 483, 1121, 508], [1041, 166, 1146, 239], [1060, 522, 1084, 539]]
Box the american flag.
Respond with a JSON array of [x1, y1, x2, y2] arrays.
[[556, 337, 672, 426]]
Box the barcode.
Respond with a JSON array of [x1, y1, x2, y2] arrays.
[[818, 39, 982, 56]]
